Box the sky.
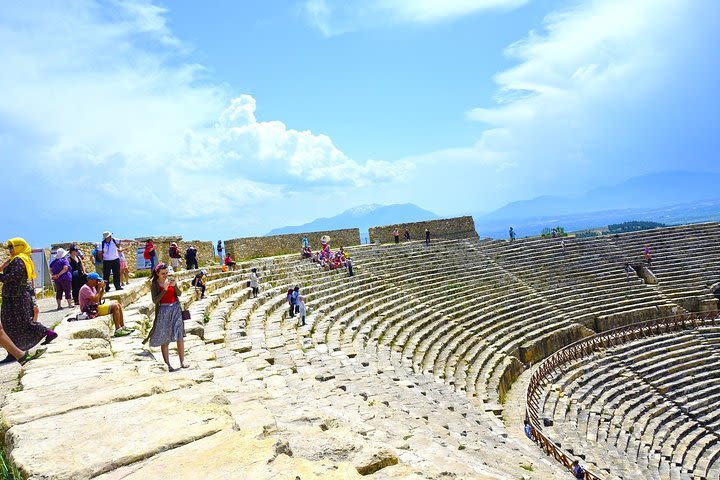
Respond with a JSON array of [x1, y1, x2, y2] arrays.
[[1, 0, 719, 246]]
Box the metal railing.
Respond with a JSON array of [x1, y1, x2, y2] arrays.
[[525, 311, 719, 479]]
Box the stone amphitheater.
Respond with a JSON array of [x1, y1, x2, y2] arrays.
[[2, 220, 719, 480]]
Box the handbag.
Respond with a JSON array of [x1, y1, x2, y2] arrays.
[[81, 303, 99, 319], [181, 310, 191, 321]]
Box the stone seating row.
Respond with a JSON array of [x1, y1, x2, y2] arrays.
[[538, 326, 720, 479]]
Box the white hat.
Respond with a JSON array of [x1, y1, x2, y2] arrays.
[[55, 248, 67, 258], [102, 231, 112, 239]]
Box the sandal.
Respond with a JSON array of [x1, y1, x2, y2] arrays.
[[180, 363, 190, 369], [18, 348, 46, 366], [113, 328, 131, 337]]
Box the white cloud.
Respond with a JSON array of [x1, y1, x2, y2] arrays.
[[185, 95, 413, 188], [0, 0, 409, 229], [454, 0, 715, 194], [305, 0, 529, 35], [371, 0, 720, 215]]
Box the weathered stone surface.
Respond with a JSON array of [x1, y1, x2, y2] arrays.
[[6, 386, 234, 480], [225, 228, 361, 260], [93, 429, 363, 480], [2, 360, 194, 425], [62, 317, 111, 340], [369, 216, 477, 244]]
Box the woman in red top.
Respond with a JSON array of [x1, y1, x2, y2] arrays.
[[143, 263, 188, 371]]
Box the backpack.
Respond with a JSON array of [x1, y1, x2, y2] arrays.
[[92, 248, 102, 263], [169, 246, 178, 258]]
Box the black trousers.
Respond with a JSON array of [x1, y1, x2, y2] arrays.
[[103, 258, 121, 291], [289, 303, 295, 318], [186, 259, 198, 270], [71, 271, 86, 303]]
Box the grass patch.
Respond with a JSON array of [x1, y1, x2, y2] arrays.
[[203, 314, 210, 325], [134, 270, 152, 278], [520, 464, 534, 472], [0, 447, 22, 480]]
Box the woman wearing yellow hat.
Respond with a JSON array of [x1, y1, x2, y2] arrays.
[[0, 238, 53, 364]]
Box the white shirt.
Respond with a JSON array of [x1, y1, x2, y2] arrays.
[[102, 238, 120, 261]]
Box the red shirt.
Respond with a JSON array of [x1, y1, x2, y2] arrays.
[[160, 285, 177, 304]]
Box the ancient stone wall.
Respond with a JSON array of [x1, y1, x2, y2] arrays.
[[51, 237, 214, 276], [368, 216, 478, 244], [225, 228, 361, 260]]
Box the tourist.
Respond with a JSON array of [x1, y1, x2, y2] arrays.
[[168, 242, 182, 271], [224, 254, 237, 271], [143, 239, 157, 272], [425, 228, 431, 246], [118, 250, 130, 286], [91, 242, 103, 276], [404, 229, 410, 242], [287, 287, 297, 318], [561, 239, 566, 254], [301, 236, 309, 250], [624, 263, 634, 280], [644, 246, 652, 266], [217, 240, 223, 264], [50, 248, 73, 308], [0, 238, 56, 363], [69, 246, 86, 304], [185, 245, 198, 270], [523, 419, 535, 440], [249, 268, 260, 298], [509, 227, 516, 242], [144, 264, 188, 371], [291, 285, 300, 316], [191, 269, 206, 299], [297, 295, 307, 327], [101, 231, 123, 291], [393, 228, 400, 244], [571, 460, 586, 479], [79, 273, 132, 336]]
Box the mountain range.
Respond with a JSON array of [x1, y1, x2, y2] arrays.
[[266, 203, 439, 241], [266, 171, 720, 241]]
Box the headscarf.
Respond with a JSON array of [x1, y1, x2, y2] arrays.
[[7, 238, 35, 280]]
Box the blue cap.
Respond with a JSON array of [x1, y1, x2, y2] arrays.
[[87, 272, 102, 281]]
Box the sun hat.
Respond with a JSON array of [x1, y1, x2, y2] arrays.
[[102, 231, 112, 239], [55, 248, 67, 258], [87, 272, 102, 281]]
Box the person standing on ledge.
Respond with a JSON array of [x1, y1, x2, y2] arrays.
[[509, 227, 516, 242], [101, 231, 123, 291], [393, 228, 400, 244], [404, 229, 410, 242], [216, 240, 224, 264], [185, 245, 198, 270], [249, 268, 260, 298], [145, 264, 188, 372], [425, 228, 431, 246]]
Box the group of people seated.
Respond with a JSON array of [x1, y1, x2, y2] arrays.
[[300, 235, 353, 275]]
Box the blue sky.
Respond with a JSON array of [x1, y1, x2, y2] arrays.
[[1, 0, 719, 246]]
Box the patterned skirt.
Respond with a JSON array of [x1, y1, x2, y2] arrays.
[[148, 302, 185, 347]]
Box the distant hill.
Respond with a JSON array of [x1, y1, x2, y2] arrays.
[[481, 171, 720, 220], [267, 203, 439, 240], [474, 198, 720, 239]]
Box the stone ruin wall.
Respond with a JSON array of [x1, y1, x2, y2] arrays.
[[50, 237, 214, 276], [225, 228, 361, 260], [368, 216, 478, 244]]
